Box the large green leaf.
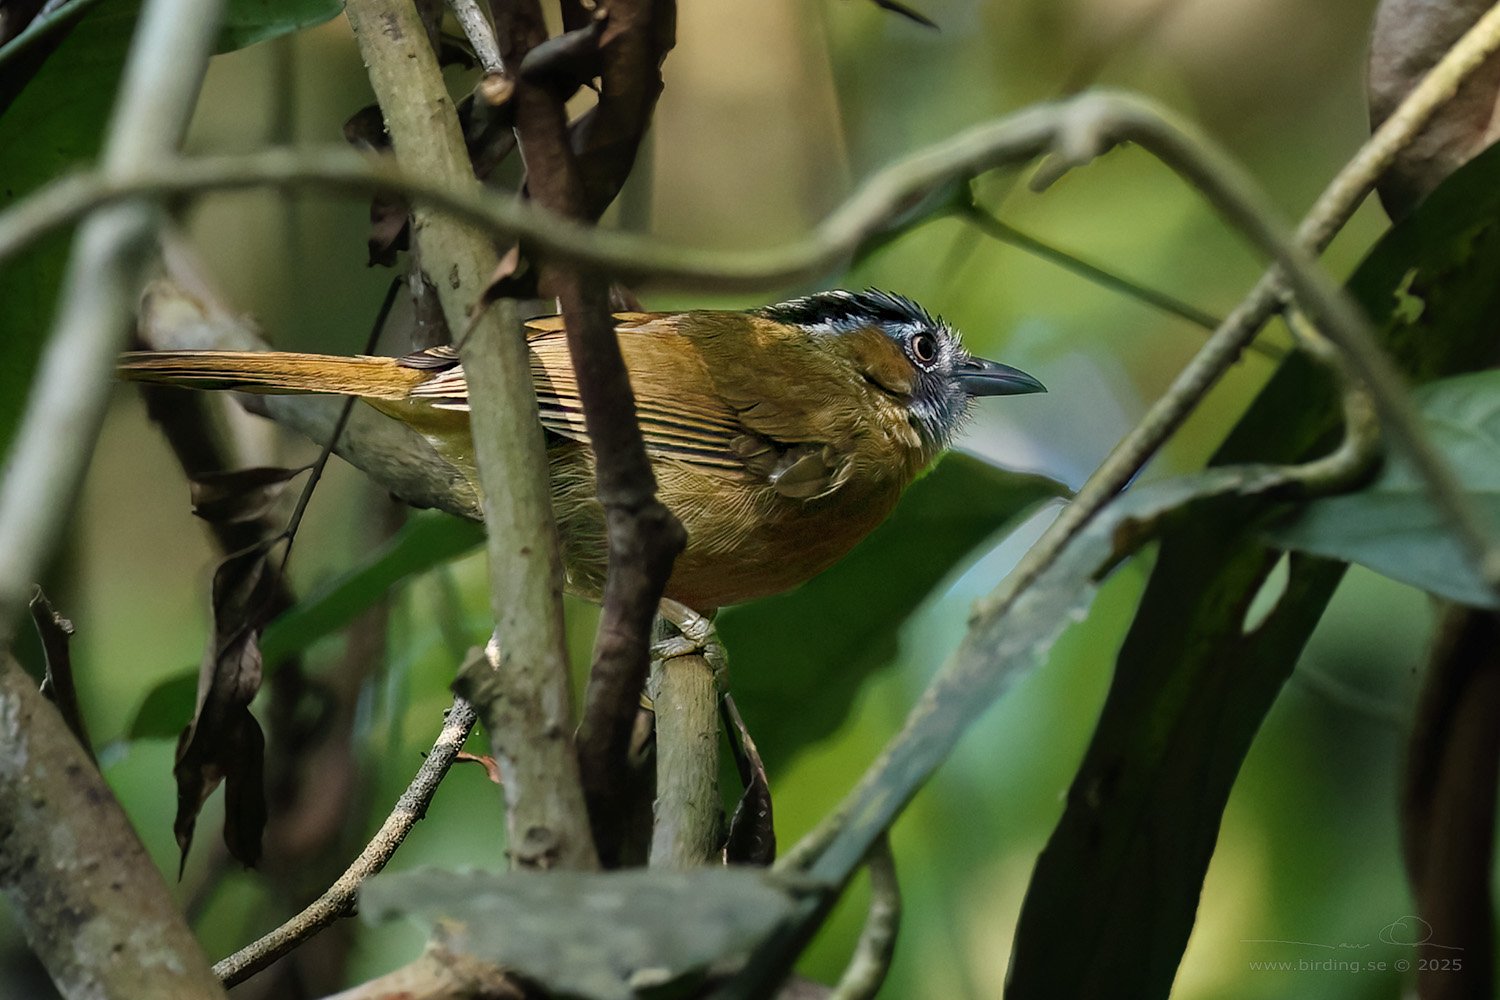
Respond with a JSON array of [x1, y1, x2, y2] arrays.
[[717, 453, 1066, 772], [1267, 369, 1500, 607], [1002, 129, 1500, 1000], [259, 511, 484, 665]]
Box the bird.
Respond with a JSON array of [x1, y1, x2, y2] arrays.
[[119, 289, 1045, 611]]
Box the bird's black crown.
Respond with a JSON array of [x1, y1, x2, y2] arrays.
[[754, 288, 942, 335]]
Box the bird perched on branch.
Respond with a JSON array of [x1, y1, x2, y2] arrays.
[[119, 289, 1044, 611]]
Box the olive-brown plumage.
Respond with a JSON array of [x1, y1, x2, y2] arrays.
[[119, 290, 1044, 611]]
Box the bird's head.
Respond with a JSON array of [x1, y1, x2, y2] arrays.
[[754, 289, 1045, 453]]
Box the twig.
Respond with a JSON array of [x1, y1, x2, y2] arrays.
[[828, 835, 901, 1000], [0, 103, 1138, 290], [344, 0, 597, 871], [28, 589, 94, 765], [784, 3, 1500, 875], [6, 0, 1500, 295], [447, 0, 504, 75], [956, 196, 1224, 333], [213, 695, 479, 987]]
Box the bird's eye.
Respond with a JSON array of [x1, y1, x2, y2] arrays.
[[910, 333, 937, 364]]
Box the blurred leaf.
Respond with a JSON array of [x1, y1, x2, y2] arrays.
[[866, 0, 938, 30], [0, 0, 135, 457], [808, 464, 1300, 886], [0, 0, 339, 451], [216, 0, 343, 53], [1004, 116, 1500, 1000], [1400, 605, 1500, 997], [125, 513, 481, 743], [362, 866, 800, 1000], [128, 669, 198, 741], [190, 465, 305, 524], [718, 453, 1067, 772], [1268, 370, 1500, 607], [1367, 0, 1500, 219], [259, 512, 484, 665], [735, 466, 1301, 1000], [174, 544, 272, 870]]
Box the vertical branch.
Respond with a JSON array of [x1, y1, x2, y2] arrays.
[[491, 0, 684, 866], [647, 651, 721, 867], [344, 0, 597, 871]]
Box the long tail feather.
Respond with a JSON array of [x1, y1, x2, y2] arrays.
[[117, 351, 426, 400]]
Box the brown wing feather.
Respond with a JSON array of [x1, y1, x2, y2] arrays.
[[528, 316, 748, 472], [397, 316, 749, 474]]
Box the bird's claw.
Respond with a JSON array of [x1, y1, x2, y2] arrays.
[[653, 598, 729, 692]]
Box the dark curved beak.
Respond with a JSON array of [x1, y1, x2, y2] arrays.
[[955, 356, 1046, 396]]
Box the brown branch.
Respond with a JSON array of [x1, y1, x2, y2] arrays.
[[345, 0, 597, 871], [1, 655, 227, 999], [646, 648, 721, 868], [493, 0, 684, 868]]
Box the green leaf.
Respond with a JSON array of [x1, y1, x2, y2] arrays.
[[717, 453, 1067, 772], [1267, 369, 1500, 607], [127, 670, 198, 741], [362, 866, 799, 1000], [259, 512, 484, 665], [1002, 126, 1500, 1000], [123, 513, 482, 741], [0, 0, 138, 457], [216, 0, 343, 53], [806, 464, 1300, 886]]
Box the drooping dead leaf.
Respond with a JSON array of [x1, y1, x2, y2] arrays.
[[722, 694, 775, 866], [1369, 0, 1500, 218], [174, 543, 274, 870], [344, 104, 410, 265], [456, 750, 503, 784], [479, 242, 535, 306], [407, 266, 453, 351], [565, 0, 675, 219], [519, 10, 608, 95], [189, 466, 305, 524]]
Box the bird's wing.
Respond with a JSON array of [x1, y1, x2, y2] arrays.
[[401, 320, 750, 475], [527, 317, 750, 473], [689, 316, 908, 499]]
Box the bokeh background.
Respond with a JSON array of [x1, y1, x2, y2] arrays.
[[2, 0, 1446, 997]]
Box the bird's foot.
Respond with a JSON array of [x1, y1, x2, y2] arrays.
[[651, 598, 729, 692]]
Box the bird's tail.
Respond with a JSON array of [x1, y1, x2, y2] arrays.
[[117, 351, 426, 400]]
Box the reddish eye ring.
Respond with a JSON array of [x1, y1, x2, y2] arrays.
[[910, 333, 937, 364]]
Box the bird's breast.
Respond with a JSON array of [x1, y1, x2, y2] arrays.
[[548, 438, 913, 611]]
